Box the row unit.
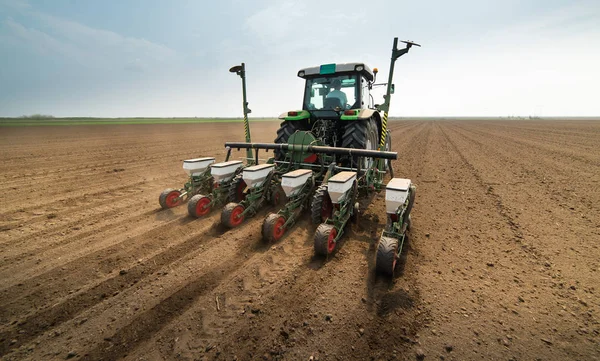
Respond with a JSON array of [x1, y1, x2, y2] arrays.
[[183, 158, 411, 214]]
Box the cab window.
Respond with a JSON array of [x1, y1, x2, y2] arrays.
[[304, 75, 358, 110]]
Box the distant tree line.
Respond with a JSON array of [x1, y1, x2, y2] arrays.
[[19, 114, 55, 119]]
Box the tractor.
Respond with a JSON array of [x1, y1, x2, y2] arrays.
[[274, 39, 420, 171]]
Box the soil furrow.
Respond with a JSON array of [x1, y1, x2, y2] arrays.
[[1, 120, 598, 361]]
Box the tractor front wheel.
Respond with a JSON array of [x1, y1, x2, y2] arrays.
[[159, 188, 183, 209], [262, 213, 286, 243], [376, 236, 398, 276], [188, 194, 212, 218], [221, 203, 245, 228], [314, 223, 337, 256]]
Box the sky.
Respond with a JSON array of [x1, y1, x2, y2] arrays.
[[0, 0, 599, 118]]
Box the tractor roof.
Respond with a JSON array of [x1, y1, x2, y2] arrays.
[[297, 62, 374, 81]]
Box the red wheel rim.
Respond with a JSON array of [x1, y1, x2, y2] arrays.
[[229, 205, 245, 227], [321, 195, 333, 220], [165, 191, 181, 208], [236, 180, 247, 202], [327, 228, 337, 254], [272, 216, 286, 241], [195, 197, 211, 216]]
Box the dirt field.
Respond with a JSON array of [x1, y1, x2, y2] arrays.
[[0, 120, 598, 361]]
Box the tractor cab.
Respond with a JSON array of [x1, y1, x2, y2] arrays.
[[298, 63, 375, 116]]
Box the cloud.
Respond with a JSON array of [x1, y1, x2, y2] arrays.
[[245, 1, 307, 45], [0, 0, 30, 11], [1, 4, 178, 72], [34, 12, 176, 62], [488, 2, 600, 43], [244, 0, 367, 56], [124, 58, 145, 73], [2, 17, 80, 58]]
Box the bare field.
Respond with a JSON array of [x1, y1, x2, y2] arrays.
[[0, 120, 599, 361]]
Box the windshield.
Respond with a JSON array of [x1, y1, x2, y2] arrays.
[[303, 75, 358, 110]]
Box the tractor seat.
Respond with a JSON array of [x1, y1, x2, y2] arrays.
[[323, 97, 343, 110]]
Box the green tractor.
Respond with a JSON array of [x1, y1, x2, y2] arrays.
[[275, 39, 420, 169]]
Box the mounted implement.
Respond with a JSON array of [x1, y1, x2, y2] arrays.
[[158, 37, 420, 275], [376, 178, 416, 275], [224, 141, 397, 253], [262, 169, 314, 243], [220, 163, 285, 228], [187, 160, 245, 218], [159, 157, 215, 209]]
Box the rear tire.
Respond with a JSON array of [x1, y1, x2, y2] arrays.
[[376, 236, 398, 276], [341, 118, 379, 168], [262, 213, 286, 243], [274, 121, 306, 160], [188, 194, 212, 218], [228, 174, 247, 203], [159, 188, 182, 209], [221, 203, 245, 228], [384, 130, 392, 172], [311, 185, 333, 225], [314, 223, 337, 256]]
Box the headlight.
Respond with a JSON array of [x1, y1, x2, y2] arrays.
[[355, 65, 364, 71], [298, 71, 305, 77]]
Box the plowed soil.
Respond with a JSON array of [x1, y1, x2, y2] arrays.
[[1, 120, 599, 361]]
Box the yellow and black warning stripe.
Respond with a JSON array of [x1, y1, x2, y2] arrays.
[[379, 112, 388, 148]]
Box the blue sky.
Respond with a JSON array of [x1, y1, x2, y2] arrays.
[[0, 0, 599, 117]]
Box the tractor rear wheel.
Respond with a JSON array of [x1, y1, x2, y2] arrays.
[[383, 130, 392, 172], [228, 174, 247, 203], [262, 213, 286, 243], [188, 194, 212, 218], [159, 188, 182, 209], [274, 121, 306, 160], [221, 203, 245, 228], [314, 223, 337, 256], [311, 185, 333, 225], [376, 236, 398, 276], [341, 117, 379, 168]]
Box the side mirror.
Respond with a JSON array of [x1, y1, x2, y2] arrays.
[[390, 84, 395, 94]]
